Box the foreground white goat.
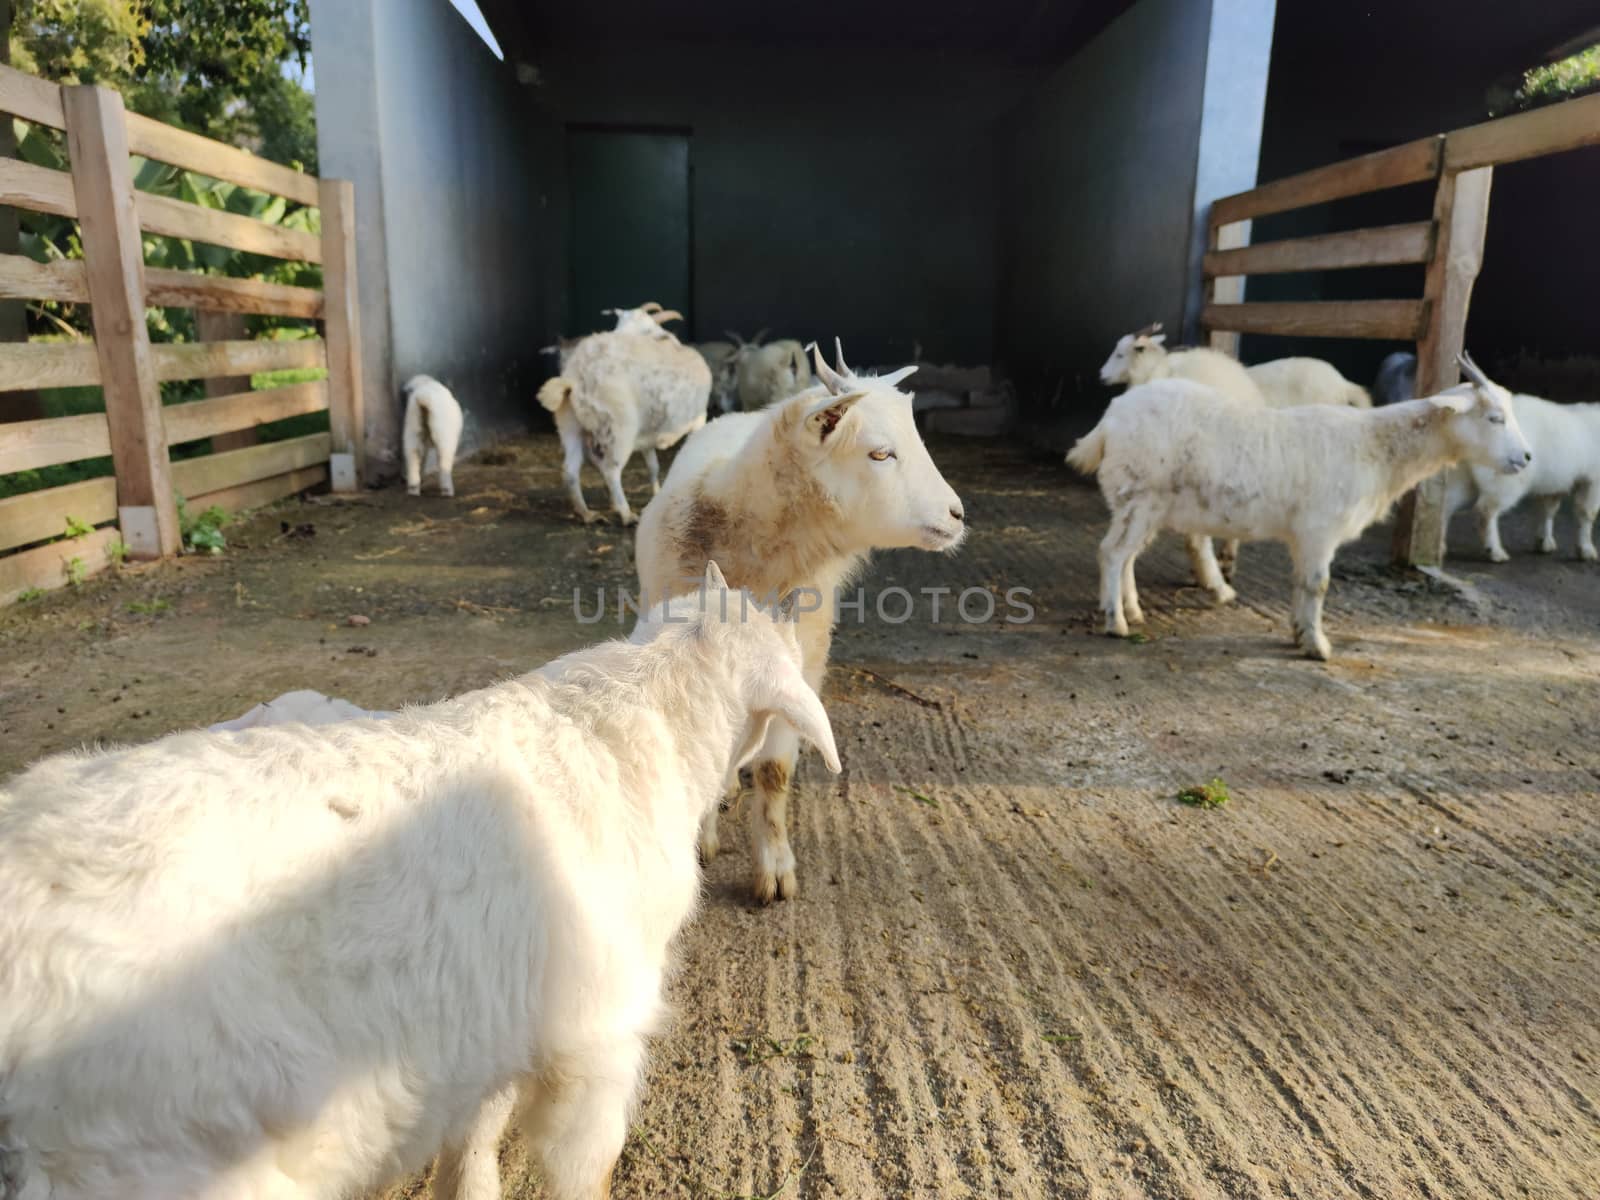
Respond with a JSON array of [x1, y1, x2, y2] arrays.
[[537, 332, 711, 524], [402, 375, 464, 498], [1099, 325, 1266, 598], [1441, 392, 1600, 561], [636, 340, 965, 904], [0, 563, 837, 1200], [1247, 357, 1372, 409], [1067, 354, 1532, 660]]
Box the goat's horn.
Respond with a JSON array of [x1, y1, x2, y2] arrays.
[[1133, 321, 1164, 338], [1457, 350, 1491, 388], [750, 328, 770, 346], [811, 340, 849, 396], [725, 330, 744, 346], [641, 301, 663, 313], [652, 308, 684, 325], [833, 337, 852, 378]]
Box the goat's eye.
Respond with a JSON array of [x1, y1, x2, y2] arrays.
[[868, 449, 895, 462], [1133, 346, 1145, 353], [1487, 413, 1506, 425]]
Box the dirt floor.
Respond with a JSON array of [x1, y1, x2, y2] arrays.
[[2, 436, 1597, 1200]]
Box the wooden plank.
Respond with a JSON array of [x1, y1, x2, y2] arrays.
[[1392, 167, 1495, 568], [1211, 136, 1443, 226], [0, 63, 65, 129], [134, 191, 323, 263], [0, 409, 110, 474], [145, 268, 323, 318], [63, 84, 181, 559], [0, 474, 116, 554], [0, 341, 99, 391], [0, 252, 89, 303], [124, 111, 321, 207], [189, 463, 327, 517], [0, 525, 119, 606], [1446, 91, 1600, 171], [1206, 221, 1248, 357], [0, 157, 78, 218], [170, 431, 331, 498], [0, 342, 98, 390], [1203, 222, 1433, 278], [319, 178, 364, 489], [163, 381, 327, 446], [1202, 299, 1426, 340], [151, 337, 326, 383]]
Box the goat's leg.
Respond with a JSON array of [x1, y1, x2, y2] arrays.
[[643, 447, 662, 496], [434, 1085, 516, 1200], [1290, 541, 1336, 661], [1575, 480, 1599, 561], [1120, 551, 1144, 626], [600, 456, 635, 526], [1186, 535, 1237, 606], [1533, 495, 1562, 554], [403, 442, 424, 498], [520, 1039, 643, 1200], [556, 417, 600, 524], [433, 424, 461, 499], [749, 721, 800, 905], [699, 765, 741, 863], [1476, 496, 1510, 562], [1218, 539, 1241, 582]]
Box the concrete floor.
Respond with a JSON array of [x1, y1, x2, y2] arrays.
[[1, 436, 1596, 1199]]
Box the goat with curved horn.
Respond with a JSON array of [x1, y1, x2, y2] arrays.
[[811, 340, 850, 395], [833, 337, 852, 378], [1457, 350, 1492, 389], [640, 301, 663, 314], [652, 309, 684, 326], [1133, 321, 1164, 339]]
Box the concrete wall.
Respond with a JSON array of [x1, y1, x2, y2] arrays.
[[994, 0, 1274, 441], [530, 45, 1036, 368], [310, 0, 548, 475]]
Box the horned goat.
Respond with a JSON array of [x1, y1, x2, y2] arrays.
[[1440, 391, 1600, 561], [606, 301, 684, 340], [0, 563, 838, 1200], [1247, 357, 1373, 409], [1067, 353, 1532, 660], [536, 331, 711, 524], [402, 374, 464, 498], [635, 339, 965, 904]]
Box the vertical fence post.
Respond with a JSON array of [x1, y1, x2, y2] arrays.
[[1390, 164, 1493, 568], [1205, 217, 1248, 356], [319, 177, 364, 491], [62, 83, 180, 558]]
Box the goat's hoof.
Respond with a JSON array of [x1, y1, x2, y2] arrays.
[[752, 871, 780, 907], [1212, 584, 1238, 606], [1538, 539, 1557, 554], [1581, 547, 1598, 562], [776, 869, 797, 901], [617, 513, 637, 527], [1104, 615, 1129, 638], [698, 833, 720, 864], [577, 511, 602, 525], [1305, 636, 1332, 662], [1487, 548, 1510, 563], [440, 487, 455, 498], [406, 486, 421, 497]]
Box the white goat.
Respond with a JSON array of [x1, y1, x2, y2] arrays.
[[537, 332, 711, 525], [1440, 392, 1600, 561], [1099, 325, 1267, 598], [1067, 353, 1532, 660], [636, 340, 965, 904], [1247, 357, 1372, 409], [731, 330, 813, 412], [208, 689, 394, 731], [402, 375, 464, 498], [0, 563, 838, 1200], [694, 340, 740, 414]]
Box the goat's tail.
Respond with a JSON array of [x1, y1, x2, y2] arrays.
[[538, 377, 573, 413], [1065, 421, 1108, 475]]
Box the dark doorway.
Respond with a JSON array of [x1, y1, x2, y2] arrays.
[[566, 128, 691, 336]]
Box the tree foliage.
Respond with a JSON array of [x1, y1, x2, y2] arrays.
[[1488, 42, 1600, 116]]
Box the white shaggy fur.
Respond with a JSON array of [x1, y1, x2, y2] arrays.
[[0, 565, 838, 1200], [1067, 360, 1533, 660], [1247, 357, 1372, 409], [402, 375, 464, 498], [734, 335, 813, 413], [635, 340, 965, 904], [1440, 393, 1600, 562], [536, 332, 712, 525], [605, 302, 683, 340], [1099, 327, 1267, 597]]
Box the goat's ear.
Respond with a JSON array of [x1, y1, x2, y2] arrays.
[[803, 391, 866, 444], [750, 658, 841, 774], [703, 559, 728, 592], [1426, 384, 1475, 414]]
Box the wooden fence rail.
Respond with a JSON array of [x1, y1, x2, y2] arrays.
[[0, 62, 363, 605], [1202, 90, 1600, 568]]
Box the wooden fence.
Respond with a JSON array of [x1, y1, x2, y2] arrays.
[[0, 63, 363, 604], [1203, 91, 1600, 567]]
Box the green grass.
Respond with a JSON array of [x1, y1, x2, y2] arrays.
[[1177, 778, 1231, 810]]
